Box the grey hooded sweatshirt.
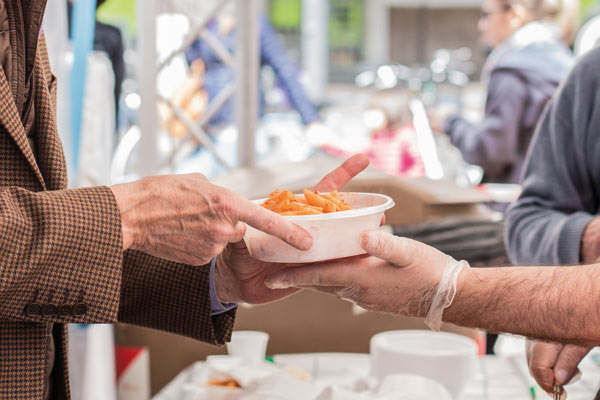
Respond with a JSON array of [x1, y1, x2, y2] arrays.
[[505, 47, 600, 265], [444, 22, 574, 183]]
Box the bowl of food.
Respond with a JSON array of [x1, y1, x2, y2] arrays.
[[243, 190, 394, 263]]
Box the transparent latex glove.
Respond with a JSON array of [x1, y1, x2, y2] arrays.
[[266, 230, 468, 329]]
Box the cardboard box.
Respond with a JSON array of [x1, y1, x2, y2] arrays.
[[341, 173, 491, 226]]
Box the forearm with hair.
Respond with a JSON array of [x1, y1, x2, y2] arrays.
[[443, 265, 600, 346]]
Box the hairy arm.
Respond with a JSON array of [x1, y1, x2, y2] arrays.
[[446, 265, 600, 346], [266, 231, 600, 346]]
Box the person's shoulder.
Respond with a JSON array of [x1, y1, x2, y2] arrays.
[[551, 47, 600, 133], [571, 47, 600, 81], [554, 47, 600, 106]]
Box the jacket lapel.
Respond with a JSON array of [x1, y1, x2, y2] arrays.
[[32, 36, 67, 191], [0, 63, 46, 190]]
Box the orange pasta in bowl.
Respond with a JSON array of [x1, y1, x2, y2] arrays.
[[260, 189, 353, 216]]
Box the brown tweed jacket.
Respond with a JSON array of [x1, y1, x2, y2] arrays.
[[0, 3, 235, 399]]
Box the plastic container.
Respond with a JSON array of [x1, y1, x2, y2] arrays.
[[370, 330, 478, 399], [243, 192, 394, 263], [226, 331, 270, 366]]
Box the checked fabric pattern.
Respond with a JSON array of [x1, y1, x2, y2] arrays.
[[0, 1, 235, 398]]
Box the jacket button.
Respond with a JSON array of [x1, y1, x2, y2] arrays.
[[42, 304, 57, 317], [57, 304, 72, 317], [24, 303, 42, 317], [72, 303, 88, 317]]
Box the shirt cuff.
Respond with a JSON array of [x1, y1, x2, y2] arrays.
[[557, 212, 595, 264], [210, 258, 238, 316]]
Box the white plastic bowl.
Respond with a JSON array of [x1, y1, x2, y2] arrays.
[[243, 192, 394, 263], [370, 330, 478, 399]]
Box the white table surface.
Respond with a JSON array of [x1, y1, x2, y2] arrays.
[[154, 346, 600, 400]]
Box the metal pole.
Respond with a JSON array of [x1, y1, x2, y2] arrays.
[[302, 0, 329, 103], [158, 0, 234, 72], [364, 0, 389, 64], [70, 0, 96, 180], [137, 0, 158, 176], [235, 0, 260, 168]]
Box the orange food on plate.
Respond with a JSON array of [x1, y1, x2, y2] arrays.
[[205, 378, 241, 388], [260, 189, 353, 215]]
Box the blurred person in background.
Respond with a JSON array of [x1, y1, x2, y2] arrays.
[[184, 6, 320, 133], [430, 0, 577, 184], [321, 88, 426, 179], [505, 45, 600, 394]]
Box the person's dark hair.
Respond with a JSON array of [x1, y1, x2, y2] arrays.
[[497, 0, 580, 45]]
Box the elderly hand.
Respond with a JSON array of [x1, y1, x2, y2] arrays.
[[214, 154, 371, 305], [264, 230, 460, 319], [110, 173, 312, 266], [526, 339, 590, 394]]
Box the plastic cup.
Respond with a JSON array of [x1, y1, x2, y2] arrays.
[[226, 331, 270, 365], [370, 330, 478, 399]]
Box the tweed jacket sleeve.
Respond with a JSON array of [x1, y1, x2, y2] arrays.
[[0, 183, 235, 344], [0, 185, 123, 323], [119, 251, 235, 345]]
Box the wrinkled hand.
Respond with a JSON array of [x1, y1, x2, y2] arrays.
[[110, 173, 312, 266], [265, 230, 455, 318], [526, 339, 590, 394], [215, 154, 371, 304]]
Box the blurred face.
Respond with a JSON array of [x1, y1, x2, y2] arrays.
[[478, 0, 515, 47]]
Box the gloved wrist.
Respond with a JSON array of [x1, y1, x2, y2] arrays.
[[424, 257, 469, 331]]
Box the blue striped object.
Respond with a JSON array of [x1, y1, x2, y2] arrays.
[[70, 0, 97, 175]]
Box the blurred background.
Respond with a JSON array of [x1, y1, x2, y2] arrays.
[[45, 0, 600, 398]]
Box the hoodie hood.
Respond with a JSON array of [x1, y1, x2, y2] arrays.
[[495, 41, 574, 85], [483, 22, 574, 85]]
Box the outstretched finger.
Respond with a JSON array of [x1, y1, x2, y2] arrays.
[[314, 154, 369, 192], [238, 198, 313, 251]]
